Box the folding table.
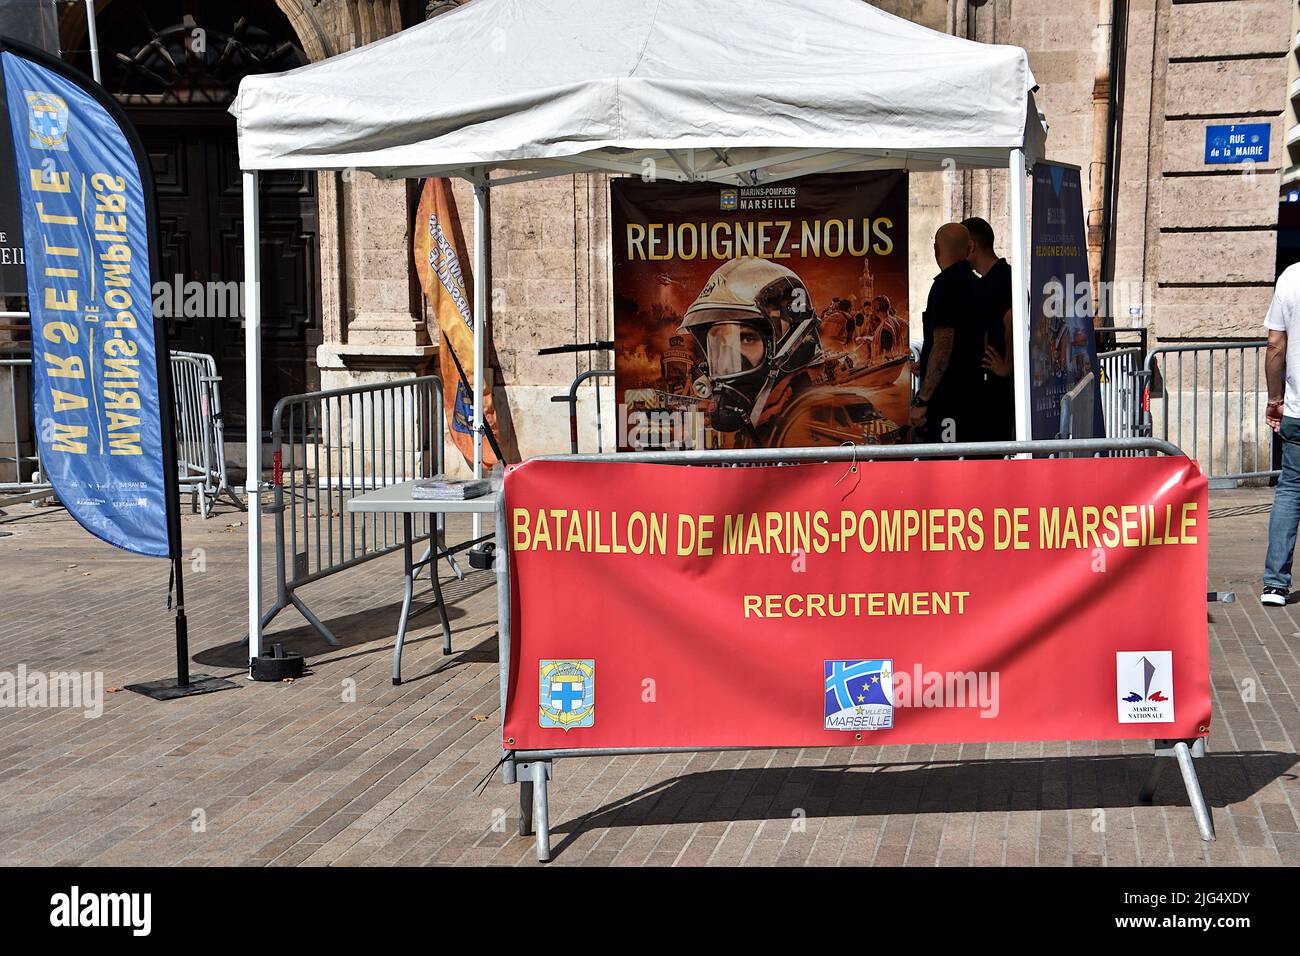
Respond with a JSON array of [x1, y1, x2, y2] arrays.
[[348, 480, 498, 684]]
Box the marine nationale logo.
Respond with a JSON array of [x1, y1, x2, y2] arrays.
[[1115, 651, 1174, 723], [539, 659, 595, 731], [26, 91, 69, 151], [824, 659, 893, 731], [719, 188, 738, 211]]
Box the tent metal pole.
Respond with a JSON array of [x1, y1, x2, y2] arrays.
[[1008, 147, 1032, 446], [243, 170, 264, 666], [84, 0, 102, 83], [472, 177, 488, 537]]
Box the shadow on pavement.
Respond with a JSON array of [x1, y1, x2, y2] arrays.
[[192, 569, 495, 670], [545, 749, 1298, 861]]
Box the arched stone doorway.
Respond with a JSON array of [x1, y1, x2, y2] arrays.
[[67, 0, 324, 441]]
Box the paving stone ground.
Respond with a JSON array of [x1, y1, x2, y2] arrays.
[[0, 486, 1296, 866]]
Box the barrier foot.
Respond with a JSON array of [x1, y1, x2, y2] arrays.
[[532, 760, 552, 862], [519, 779, 534, 836], [219, 487, 247, 513], [289, 593, 341, 647], [1148, 739, 1214, 841], [516, 759, 553, 862], [1173, 740, 1216, 842]]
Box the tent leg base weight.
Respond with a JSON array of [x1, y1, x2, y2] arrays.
[[124, 673, 241, 700]]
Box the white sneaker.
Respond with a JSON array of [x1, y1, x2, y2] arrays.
[[1261, 586, 1288, 606]]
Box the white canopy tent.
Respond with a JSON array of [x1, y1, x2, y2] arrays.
[[230, 0, 1048, 660]]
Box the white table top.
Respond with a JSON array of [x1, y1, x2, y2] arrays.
[[347, 480, 500, 515]]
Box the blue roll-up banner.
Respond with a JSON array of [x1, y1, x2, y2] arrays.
[[1028, 162, 1105, 440], [0, 41, 177, 559]]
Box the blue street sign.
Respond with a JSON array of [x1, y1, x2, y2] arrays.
[[1204, 123, 1270, 164]]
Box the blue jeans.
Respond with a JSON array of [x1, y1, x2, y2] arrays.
[[1265, 416, 1300, 588]]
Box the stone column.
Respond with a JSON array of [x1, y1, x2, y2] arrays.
[[317, 1, 436, 391]]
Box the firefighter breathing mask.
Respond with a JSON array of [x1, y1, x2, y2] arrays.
[[705, 322, 769, 378], [679, 258, 822, 433]]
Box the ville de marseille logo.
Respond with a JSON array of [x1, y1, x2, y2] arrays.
[[1115, 651, 1174, 723], [824, 659, 893, 731], [26, 90, 69, 152], [539, 660, 594, 731]]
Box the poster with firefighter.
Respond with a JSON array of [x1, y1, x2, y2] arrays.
[[611, 171, 910, 451]]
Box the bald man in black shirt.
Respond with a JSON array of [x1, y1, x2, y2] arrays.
[[963, 216, 1016, 442], [911, 223, 983, 444]]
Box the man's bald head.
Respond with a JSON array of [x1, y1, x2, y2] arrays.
[[934, 223, 972, 270]]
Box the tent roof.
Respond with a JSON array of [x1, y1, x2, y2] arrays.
[[230, 0, 1047, 183]]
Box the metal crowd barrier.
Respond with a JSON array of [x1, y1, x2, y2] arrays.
[[1095, 325, 1149, 357], [0, 351, 241, 511], [551, 368, 614, 454], [170, 351, 243, 517], [1097, 347, 1143, 441], [1058, 371, 1097, 443], [254, 375, 461, 645], [493, 436, 1215, 861], [1140, 341, 1275, 486], [0, 356, 48, 504]]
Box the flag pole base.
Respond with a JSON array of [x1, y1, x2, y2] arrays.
[[124, 672, 241, 700]]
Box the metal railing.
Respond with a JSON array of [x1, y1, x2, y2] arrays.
[[1058, 371, 1097, 444], [1094, 325, 1149, 357], [1140, 341, 1275, 484], [1, 350, 243, 511], [551, 368, 614, 454], [255, 375, 455, 645], [1097, 347, 1143, 441], [170, 351, 243, 517], [0, 356, 44, 501]]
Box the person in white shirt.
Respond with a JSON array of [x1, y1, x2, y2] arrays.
[[1261, 262, 1300, 604]]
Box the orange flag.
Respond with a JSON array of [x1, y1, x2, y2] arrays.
[[412, 177, 501, 469]]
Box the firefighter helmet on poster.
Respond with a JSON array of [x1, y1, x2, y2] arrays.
[[678, 257, 822, 437]]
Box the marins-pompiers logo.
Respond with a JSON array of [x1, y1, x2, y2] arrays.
[[539, 660, 595, 730], [26, 90, 69, 151]]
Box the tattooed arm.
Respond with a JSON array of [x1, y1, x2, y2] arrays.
[[918, 327, 954, 403]]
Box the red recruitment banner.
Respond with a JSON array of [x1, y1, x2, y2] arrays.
[[502, 456, 1210, 751]]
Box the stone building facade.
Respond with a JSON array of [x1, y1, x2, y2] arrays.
[[13, 0, 1294, 469]]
